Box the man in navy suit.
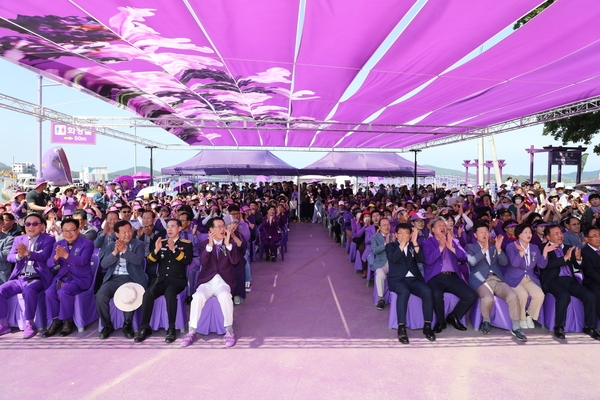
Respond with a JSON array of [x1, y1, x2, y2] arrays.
[[96, 220, 147, 340], [385, 223, 435, 344], [540, 225, 600, 340], [466, 222, 526, 341], [0, 213, 55, 338], [181, 216, 240, 348], [423, 217, 477, 333], [43, 218, 94, 338], [582, 227, 600, 322]]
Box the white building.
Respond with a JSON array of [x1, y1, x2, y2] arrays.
[[12, 162, 36, 175], [81, 166, 108, 184]]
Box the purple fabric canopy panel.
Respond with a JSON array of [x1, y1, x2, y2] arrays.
[[161, 150, 299, 176], [300, 153, 435, 177], [1, 0, 599, 150]]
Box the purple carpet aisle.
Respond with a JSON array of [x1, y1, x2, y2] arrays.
[[1, 223, 598, 399]]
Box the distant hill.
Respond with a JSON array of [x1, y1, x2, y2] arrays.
[[422, 164, 600, 184], [108, 166, 161, 179], [0, 162, 10, 171]]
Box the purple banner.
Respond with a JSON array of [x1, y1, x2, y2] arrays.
[[50, 122, 97, 145]]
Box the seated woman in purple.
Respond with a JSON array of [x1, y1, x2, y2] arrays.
[[505, 223, 554, 330], [11, 192, 28, 222], [59, 187, 79, 217]]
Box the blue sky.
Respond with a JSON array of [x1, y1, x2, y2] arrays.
[[0, 59, 597, 177]]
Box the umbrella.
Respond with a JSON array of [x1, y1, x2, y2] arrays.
[[254, 175, 271, 183], [114, 175, 133, 189], [132, 171, 151, 180], [136, 186, 161, 197], [198, 179, 209, 184], [308, 179, 321, 184], [575, 179, 600, 187], [173, 180, 192, 191]]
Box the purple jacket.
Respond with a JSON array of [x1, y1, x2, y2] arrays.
[[505, 241, 547, 288], [422, 236, 467, 282], [198, 239, 240, 293], [49, 235, 94, 291], [7, 233, 56, 289], [260, 216, 282, 242]]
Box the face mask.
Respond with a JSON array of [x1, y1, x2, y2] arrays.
[[87, 214, 94, 220], [515, 199, 522, 205]]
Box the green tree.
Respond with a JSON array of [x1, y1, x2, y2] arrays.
[[514, 0, 600, 154]]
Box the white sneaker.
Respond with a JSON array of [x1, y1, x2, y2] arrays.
[[526, 315, 535, 329], [519, 320, 528, 330], [245, 282, 252, 293], [233, 295, 242, 305]]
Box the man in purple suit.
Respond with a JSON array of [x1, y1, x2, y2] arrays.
[[0, 214, 55, 338], [423, 217, 477, 333], [43, 218, 94, 338], [181, 217, 240, 348]]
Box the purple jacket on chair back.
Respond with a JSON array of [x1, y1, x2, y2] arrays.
[[7, 233, 56, 289], [49, 235, 94, 291]]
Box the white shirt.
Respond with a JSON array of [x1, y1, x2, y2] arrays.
[[402, 244, 415, 278]]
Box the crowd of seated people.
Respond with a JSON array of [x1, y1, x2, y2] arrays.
[[0, 177, 293, 347], [321, 179, 600, 344]]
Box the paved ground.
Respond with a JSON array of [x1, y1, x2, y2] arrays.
[[1, 222, 600, 399]]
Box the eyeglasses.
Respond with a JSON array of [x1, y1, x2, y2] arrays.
[[121, 211, 132, 214], [24, 221, 41, 227]]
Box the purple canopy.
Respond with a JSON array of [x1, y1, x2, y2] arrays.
[[1, 1, 598, 150], [161, 150, 299, 176], [300, 153, 435, 177]]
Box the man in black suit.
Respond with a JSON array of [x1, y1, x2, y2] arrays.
[[137, 209, 166, 284], [581, 227, 600, 322], [134, 219, 193, 344], [385, 223, 435, 344], [540, 225, 600, 340]]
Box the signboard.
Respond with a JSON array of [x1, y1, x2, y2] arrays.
[[550, 151, 581, 166], [50, 122, 97, 145]]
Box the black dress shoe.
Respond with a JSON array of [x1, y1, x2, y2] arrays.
[[165, 327, 177, 343], [398, 325, 409, 344], [271, 256, 276, 262], [433, 322, 446, 334], [99, 324, 114, 340], [134, 327, 152, 343], [446, 313, 467, 331], [583, 327, 600, 340], [553, 326, 566, 340], [42, 320, 63, 338], [480, 320, 491, 335], [122, 323, 134, 339], [376, 299, 385, 310], [59, 320, 74, 337], [423, 323, 436, 342]]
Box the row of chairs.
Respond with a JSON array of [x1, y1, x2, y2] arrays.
[[7, 253, 226, 336], [327, 214, 588, 334]]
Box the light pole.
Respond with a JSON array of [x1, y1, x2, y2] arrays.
[[38, 76, 62, 178], [410, 149, 421, 193], [145, 145, 158, 186]]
